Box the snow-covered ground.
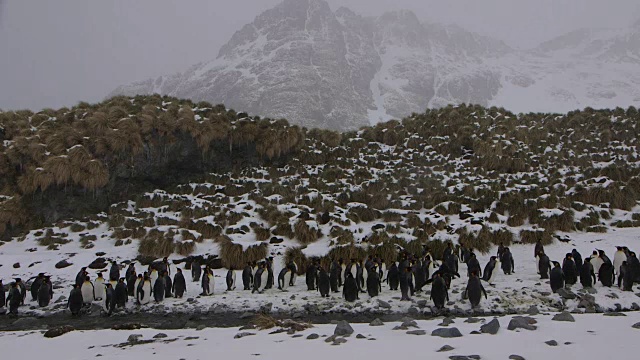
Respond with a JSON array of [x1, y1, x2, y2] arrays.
[[1, 313, 639, 360], [2, 227, 640, 317]]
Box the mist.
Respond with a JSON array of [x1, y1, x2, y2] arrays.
[[0, 0, 638, 111]]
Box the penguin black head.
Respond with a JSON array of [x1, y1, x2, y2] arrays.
[[177, 268, 182, 273], [552, 261, 561, 267], [11, 282, 17, 288]]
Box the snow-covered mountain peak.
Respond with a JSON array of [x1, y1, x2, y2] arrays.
[[110, 0, 640, 130]]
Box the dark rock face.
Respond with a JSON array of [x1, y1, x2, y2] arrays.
[[431, 328, 463, 338], [507, 317, 537, 331], [334, 321, 354, 336], [552, 312, 575, 322], [55, 260, 73, 269], [480, 318, 500, 334], [88, 258, 108, 269]]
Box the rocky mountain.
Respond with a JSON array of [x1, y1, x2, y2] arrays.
[[110, 0, 640, 130]]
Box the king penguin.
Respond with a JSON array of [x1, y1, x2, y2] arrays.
[[81, 276, 95, 305], [94, 272, 106, 301], [137, 276, 152, 305], [613, 246, 627, 276], [481, 256, 499, 285], [226, 268, 236, 291], [149, 268, 159, 289], [278, 267, 291, 291]]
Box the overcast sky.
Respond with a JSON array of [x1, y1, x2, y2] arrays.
[[1, 0, 638, 111]]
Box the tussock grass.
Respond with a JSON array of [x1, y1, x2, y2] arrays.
[[175, 240, 196, 256], [519, 229, 553, 245], [294, 219, 318, 244], [138, 232, 175, 258], [69, 223, 86, 233], [218, 237, 268, 269], [252, 314, 313, 331]]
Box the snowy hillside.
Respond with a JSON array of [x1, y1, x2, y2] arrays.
[[110, 0, 640, 130], [2, 98, 640, 321]]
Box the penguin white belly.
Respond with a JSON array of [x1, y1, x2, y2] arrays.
[[350, 267, 357, 278], [231, 271, 236, 290], [282, 271, 291, 291], [613, 253, 626, 275], [139, 282, 151, 305], [259, 271, 268, 292], [431, 262, 439, 272], [488, 262, 499, 284], [362, 269, 368, 290], [592, 257, 603, 274], [102, 295, 109, 312], [292, 262, 299, 284], [341, 264, 346, 283], [94, 279, 105, 300], [150, 271, 158, 288], [133, 279, 141, 300], [535, 255, 540, 273], [208, 274, 215, 295], [81, 283, 94, 303]]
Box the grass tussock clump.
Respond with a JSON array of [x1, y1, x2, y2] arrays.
[[284, 247, 310, 275], [253, 225, 271, 241], [37, 229, 71, 249], [519, 229, 553, 245], [138, 232, 175, 258], [348, 206, 378, 223], [218, 236, 268, 269], [294, 219, 318, 245], [323, 245, 367, 266], [457, 228, 491, 254], [586, 225, 608, 233], [252, 314, 313, 331], [175, 240, 196, 256], [369, 241, 399, 263], [69, 223, 86, 233]]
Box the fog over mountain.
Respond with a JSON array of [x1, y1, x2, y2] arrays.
[[111, 0, 640, 130], [2, 0, 639, 129]]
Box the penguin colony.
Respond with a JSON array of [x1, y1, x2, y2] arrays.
[[2, 243, 640, 316]]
